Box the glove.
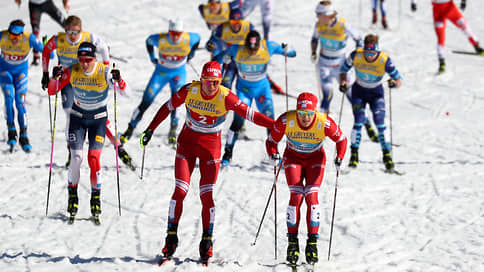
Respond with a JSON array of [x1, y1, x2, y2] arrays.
[[460, 0, 466, 10], [206, 42, 215, 52], [140, 129, 153, 148], [311, 52, 317, 64], [151, 58, 158, 65], [52, 66, 63, 79], [334, 158, 342, 171], [270, 153, 281, 166], [411, 2, 417, 12], [223, 54, 232, 64], [339, 82, 348, 93], [282, 43, 289, 55], [41, 72, 49, 90], [111, 68, 121, 82], [388, 79, 397, 88]]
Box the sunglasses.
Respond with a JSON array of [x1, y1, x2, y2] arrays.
[[202, 78, 221, 86], [78, 57, 94, 63], [297, 110, 316, 117], [66, 30, 81, 35], [209, 2, 218, 8], [364, 51, 377, 57], [8, 33, 21, 39], [230, 19, 241, 26]]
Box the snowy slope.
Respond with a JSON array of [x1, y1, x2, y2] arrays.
[[1, 0, 484, 271]]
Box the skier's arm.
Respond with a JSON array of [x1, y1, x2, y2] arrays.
[[267, 41, 296, 57], [91, 33, 110, 65], [42, 35, 57, 72], [225, 92, 275, 129], [106, 65, 131, 96], [147, 84, 189, 131], [187, 33, 201, 62], [324, 115, 347, 160], [47, 67, 71, 95], [385, 57, 402, 88], [265, 113, 286, 157], [146, 34, 159, 64], [344, 22, 363, 48], [29, 33, 44, 55]]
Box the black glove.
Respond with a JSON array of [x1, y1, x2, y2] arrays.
[[334, 157, 342, 171], [140, 129, 153, 148], [111, 68, 121, 82], [460, 0, 466, 10], [41, 72, 49, 90], [339, 83, 348, 93], [270, 153, 281, 166], [411, 3, 417, 12], [52, 66, 63, 79], [151, 58, 158, 65], [206, 42, 215, 52], [388, 79, 397, 88]]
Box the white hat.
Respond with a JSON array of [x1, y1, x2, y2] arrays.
[[315, 3, 335, 16], [169, 18, 183, 32]]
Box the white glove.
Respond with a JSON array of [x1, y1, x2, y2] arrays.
[[223, 54, 232, 64]]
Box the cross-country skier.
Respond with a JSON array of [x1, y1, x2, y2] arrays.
[[139, 61, 274, 265], [266, 92, 347, 267], [42, 15, 135, 170], [371, 0, 388, 29], [47, 42, 131, 223], [339, 34, 402, 172], [121, 18, 200, 147], [220, 30, 296, 167], [198, 0, 242, 31], [412, 0, 483, 73], [14, 0, 69, 65], [0, 19, 44, 152]]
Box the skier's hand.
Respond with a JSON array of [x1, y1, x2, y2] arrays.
[[41, 72, 50, 90], [388, 79, 397, 88], [223, 54, 232, 64], [334, 157, 342, 172], [460, 0, 466, 11], [151, 58, 158, 65], [339, 82, 348, 93], [411, 3, 417, 12], [311, 52, 317, 64], [140, 129, 153, 148], [270, 153, 281, 167], [111, 67, 121, 82], [52, 66, 63, 79], [206, 42, 215, 52]]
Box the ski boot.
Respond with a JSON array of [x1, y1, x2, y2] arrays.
[[120, 124, 134, 143], [382, 16, 388, 29], [7, 124, 17, 153], [168, 124, 177, 146], [286, 233, 299, 265], [67, 186, 78, 223], [372, 11, 377, 24], [382, 149, 395, 172], [31, 53, 40, 66], [438, 58, 445, 74], [118, 145, 135, 171], [348, 147, 358, 168], [364, 122, 378, 143], [161, 224, 179, 259], [199, 231, 213, 266], [90, 189, 101, 225], [305, 233, 318, 265], [19, 128, 31, 153], [221, 146, 233, 168], [475, 45, 484, 56]]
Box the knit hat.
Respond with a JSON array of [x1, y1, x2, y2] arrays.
[[77, 42, 96, 58], [201, 61, 222, 79], [297, 92, 318, 110]]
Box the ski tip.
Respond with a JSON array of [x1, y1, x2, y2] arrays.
[[157, 256, 171, 266]]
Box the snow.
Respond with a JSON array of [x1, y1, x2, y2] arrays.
[[1, 0, 484, 271]]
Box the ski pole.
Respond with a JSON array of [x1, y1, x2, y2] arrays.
[[252, 161, 283, 247], [48, 95, 53, 137], [284, 54, 289, 111], [140, 147, 146, 181], [273, 165, 278, 260], [46, 77, 60, 216], [113, 63, 121, 216], [327, 169, 340, 261], [188, 62, 200, 77], [388, 83, 394, 158]]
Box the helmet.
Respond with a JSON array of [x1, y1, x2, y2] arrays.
[[201, 61, 222, 79], [245, 30, 261, 50], [168, 18, 183, 32], [230, 8, 243, 20], [297, 92, 318, 110], [315, 1, 335, 16]]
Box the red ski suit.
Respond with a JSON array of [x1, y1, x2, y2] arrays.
[[266, 111, 347, 234], [147, 81, 274, 233]]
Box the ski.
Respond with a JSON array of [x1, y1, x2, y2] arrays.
[[384, 168, 405, 175], [68, 215, 75, 224], [92, 215, 101, 225], [452, 50, 483, 56], [288, 263, 298, 271], [305, 263, 315, 272], [109, 54, 129, 63]]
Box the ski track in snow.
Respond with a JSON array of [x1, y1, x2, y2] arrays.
[[1, 0, 484, 271]]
